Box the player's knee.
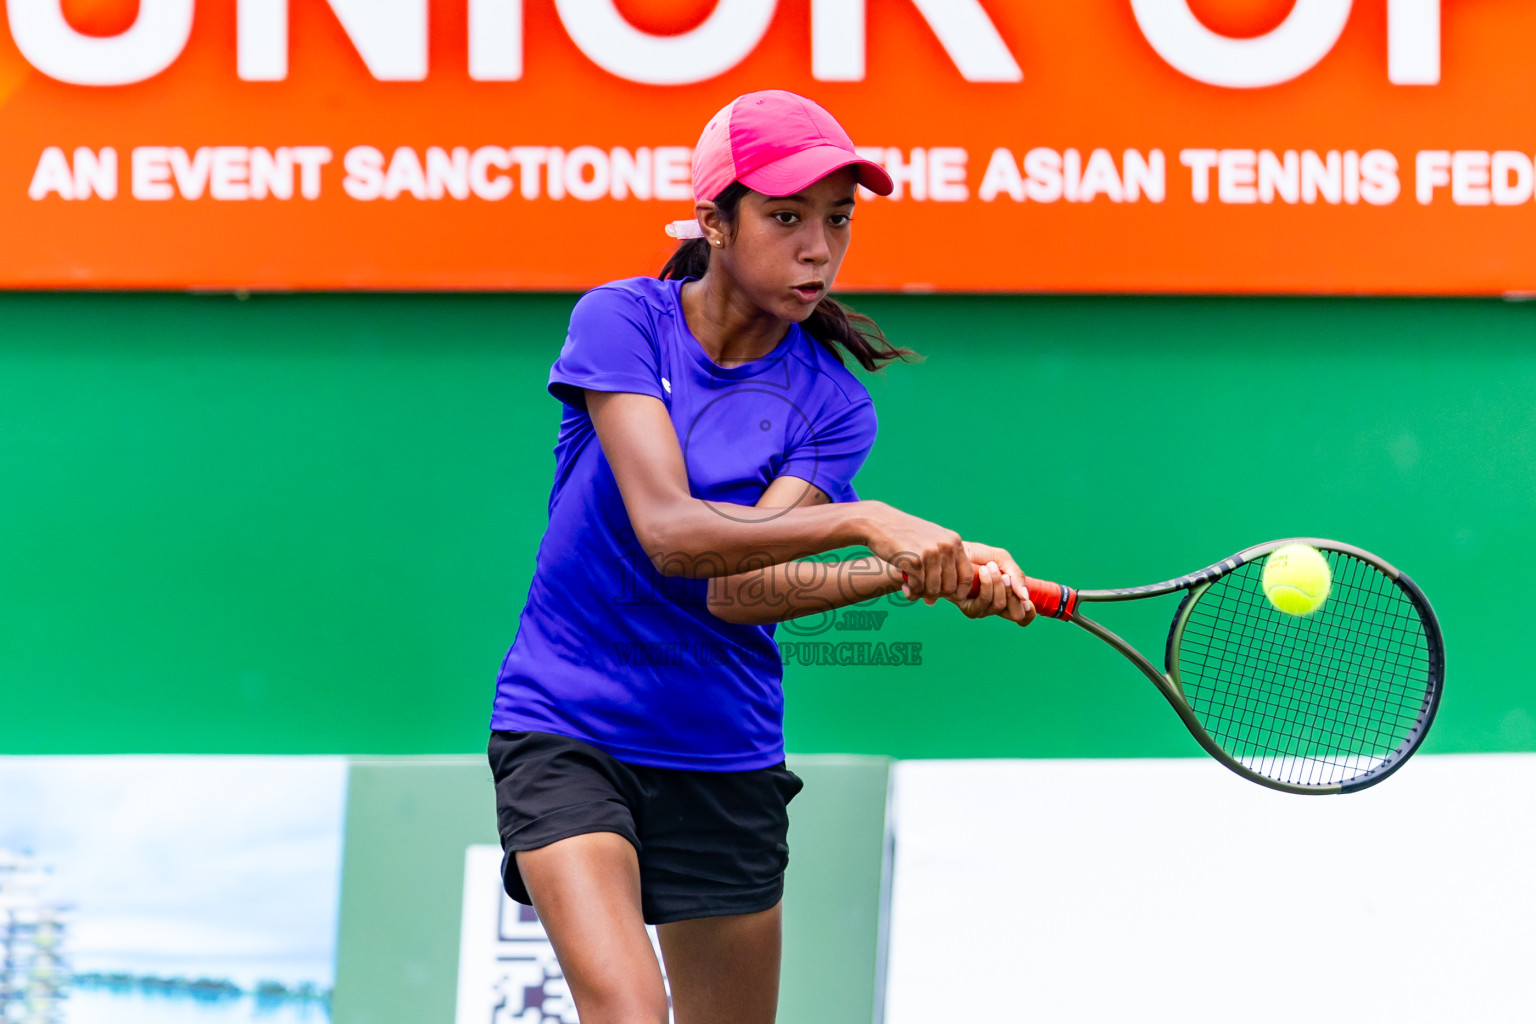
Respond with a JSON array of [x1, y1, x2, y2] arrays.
[[575, 985, 669, 1024]]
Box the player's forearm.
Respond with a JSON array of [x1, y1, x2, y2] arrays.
[[706, 554, 906, 625], [637, 497, 887, 578]]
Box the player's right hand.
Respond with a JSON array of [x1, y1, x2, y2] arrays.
[[862, 502, 968, 603]]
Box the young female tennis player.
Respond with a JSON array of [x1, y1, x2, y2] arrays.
[[488, 90, 1035, 1024]]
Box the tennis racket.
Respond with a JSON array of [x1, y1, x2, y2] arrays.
[[912, 538, 1444, 794]]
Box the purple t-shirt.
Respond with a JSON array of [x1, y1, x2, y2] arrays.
[[490, 276, 880, 770]]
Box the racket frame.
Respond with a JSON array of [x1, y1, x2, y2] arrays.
[[1031, 538, 1445, 796]]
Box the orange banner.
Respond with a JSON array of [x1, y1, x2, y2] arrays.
[[3, 0, 1536, 293]]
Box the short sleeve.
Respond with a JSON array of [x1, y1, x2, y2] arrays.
[[778, 397, 878, 504], [547, 285, 666, 411]]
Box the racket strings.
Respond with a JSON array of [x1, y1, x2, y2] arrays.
[[1185, 559, 1428, 785], [1195, 565, 1425, 785], [1174, 552, 1432, 788]]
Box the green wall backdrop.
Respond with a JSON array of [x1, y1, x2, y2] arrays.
[[1, 293, 1531, 756]]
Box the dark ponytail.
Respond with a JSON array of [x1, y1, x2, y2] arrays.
[[659, 182, 922, 373]]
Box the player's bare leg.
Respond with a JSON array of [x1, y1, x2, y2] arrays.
[[658, 903, 782, 1024], [516, 833, 669, 1024]]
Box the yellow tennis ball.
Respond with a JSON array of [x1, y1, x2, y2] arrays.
[[1261, 544, 1331, 615]]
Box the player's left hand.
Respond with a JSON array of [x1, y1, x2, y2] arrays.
[[902, 556, 1035, 626], [945, 559, 1034, 626], [960, 542, 1036, 627]]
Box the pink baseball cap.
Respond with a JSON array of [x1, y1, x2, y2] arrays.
[[666, 90, 893, 239]]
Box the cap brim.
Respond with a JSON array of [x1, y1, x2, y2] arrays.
[[738, 145, 894, 198]]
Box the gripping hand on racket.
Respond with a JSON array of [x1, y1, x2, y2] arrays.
[[954, 542, 1036, 627], [862, 504, 1033, 624], [901, 557, 1036, 627], [891, 537, 1036, 628]]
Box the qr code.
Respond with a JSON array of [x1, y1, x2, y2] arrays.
[[488, 901, 576, 1024], [456, 845, 669, 1024]]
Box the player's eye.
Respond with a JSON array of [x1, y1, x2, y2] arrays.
[[771, 211, 799, 225], [829, 213, 852, 227]]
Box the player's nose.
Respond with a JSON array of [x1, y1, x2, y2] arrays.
[[799, 225, 831, 264]]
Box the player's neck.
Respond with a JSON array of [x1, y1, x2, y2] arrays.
[[680, 274, 791, 370]]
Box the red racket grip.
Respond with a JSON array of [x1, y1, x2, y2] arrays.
[[1024, 576, 1078, 619], [899, 569, 1078, 618]]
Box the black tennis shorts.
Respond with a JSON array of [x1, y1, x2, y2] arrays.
[[488, 729, 804, 925]]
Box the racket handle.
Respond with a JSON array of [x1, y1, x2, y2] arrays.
[[1025, 576, 1078, 619], [899, 569, 1078, 619]]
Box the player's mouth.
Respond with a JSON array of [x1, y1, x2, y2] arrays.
[[790, 282, 825, 303]]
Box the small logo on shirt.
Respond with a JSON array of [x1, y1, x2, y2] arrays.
[[661, 377, 671, 394]]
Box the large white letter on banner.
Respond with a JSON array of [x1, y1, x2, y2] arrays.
[[6, 0, 192, 85], [1387, 0, 1439, 85], [468, 0, 521, 81], [813, 0, 1020, 82], [1129, 0, 1351, 88], [238, 0, 286, 79], [237, 0, 427, 81], [553, 0, 775, 85]]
